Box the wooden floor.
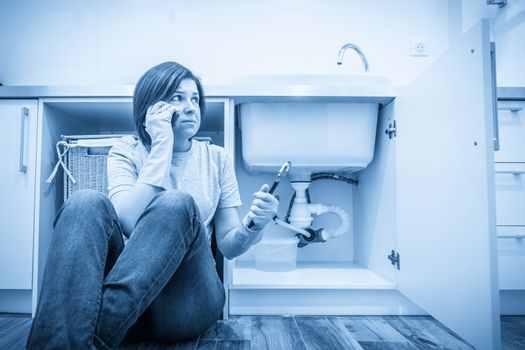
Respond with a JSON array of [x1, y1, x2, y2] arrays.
[[1, 314, 524, 349]]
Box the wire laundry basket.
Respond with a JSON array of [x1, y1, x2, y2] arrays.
[[47, 134, 134, 201]]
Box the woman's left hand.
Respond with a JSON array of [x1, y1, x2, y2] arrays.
[[244, 184, 279, 231]]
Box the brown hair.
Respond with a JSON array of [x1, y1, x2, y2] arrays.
[[133, 61, 206, 148]]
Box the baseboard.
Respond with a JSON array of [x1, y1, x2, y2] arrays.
[[229, 288, 427, 316], [500, 290, 525, 315], [0, 289, 32, 313]]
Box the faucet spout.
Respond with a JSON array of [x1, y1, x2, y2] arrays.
[[337, 43, 369, 73]]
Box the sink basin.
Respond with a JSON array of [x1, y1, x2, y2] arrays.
[[231, 73, 391, 88], [234, 73, 393, 176], [240, 102, 379, 176]]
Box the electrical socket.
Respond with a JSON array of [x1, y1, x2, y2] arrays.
[[411, 41, 429, 57]]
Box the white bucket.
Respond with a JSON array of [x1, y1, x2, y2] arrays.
[[254, 237, 299, 272]]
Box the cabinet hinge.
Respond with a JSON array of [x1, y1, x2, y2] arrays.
[[388, 250, 400, 270], [385, 120, 396, 139]]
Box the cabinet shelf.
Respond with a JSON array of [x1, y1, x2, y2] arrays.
[[231, 262, 395, 290]]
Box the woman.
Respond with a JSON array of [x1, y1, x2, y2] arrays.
[[27, 61, 279, 349]]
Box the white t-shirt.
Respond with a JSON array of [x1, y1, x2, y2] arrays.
[[107, 136, 242, 241]]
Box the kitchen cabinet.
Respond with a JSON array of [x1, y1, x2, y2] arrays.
[[228, 20, 500, 350], [29, 97, 234, 320], [0, 99, 38, 312]]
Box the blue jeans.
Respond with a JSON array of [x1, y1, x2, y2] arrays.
[[27, 189, 225, 350]]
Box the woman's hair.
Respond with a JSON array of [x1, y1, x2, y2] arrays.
[[133, 61, 206, 148]]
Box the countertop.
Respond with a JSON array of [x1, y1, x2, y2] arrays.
[[0, 85, 522, 101], [0, 84, 397, 104]]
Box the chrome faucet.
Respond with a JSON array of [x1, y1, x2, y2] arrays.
[[337, 43, 370, 73]]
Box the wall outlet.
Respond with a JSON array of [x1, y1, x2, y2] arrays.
[[411, 41, 429, 57]]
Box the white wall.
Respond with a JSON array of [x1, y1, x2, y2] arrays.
[[461, 0, 525, 86], [0, 0, 450, 87], [493, 1, 525, 86], [461, 0, 499, 32]]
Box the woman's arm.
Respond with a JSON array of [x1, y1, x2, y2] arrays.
[[109, 102, 176, 236], [110, 183, 162, 235], [214, 184, 279, 260], [214, 207, 253, 260]]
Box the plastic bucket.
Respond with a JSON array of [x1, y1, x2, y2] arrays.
[[254, 237, 299, 272]]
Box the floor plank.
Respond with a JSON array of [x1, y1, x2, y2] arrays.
[[358, 341, 418, 350], [501, 316, 525, 338], [250, 315, 306, 350], [514, 340, 525, 349], [0, 317, 28, 339], [0, 318, 31, 350], [199, 317, 250, 340], [196, 339, 250, 350], [383, 316, 472, 350], [502, 338, 525, 350], [501, 316, 525, 350], [332, 316, 407, 342], [2, 313, 523, 349], [128, 337, 199, 350], [294, 316, 363, 350]]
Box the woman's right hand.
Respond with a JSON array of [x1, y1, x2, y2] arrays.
[[144, 101, 176, 146], [136, 101, 176, 190]]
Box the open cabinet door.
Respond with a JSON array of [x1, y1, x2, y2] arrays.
[[395, 20, 500, 350]]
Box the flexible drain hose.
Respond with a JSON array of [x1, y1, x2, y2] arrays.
[[285, 172, 357, 223], [307, 203, 351, 240]]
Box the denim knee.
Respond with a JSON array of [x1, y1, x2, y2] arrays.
[[59, 189, 113, 219], [54, 189, 117, 240], [145, 190, 202, 242], [209, 284, 226, 321], [152, 190, 196, 213], [149, 190, 199, 222]]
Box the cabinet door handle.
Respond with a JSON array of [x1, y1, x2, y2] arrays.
[[497, 106, 523, 113], [490, 42, 500, 151], [19, 107, 29, 173], [494, 163, 525, 175], [495, 170, 525, 174], [498, 234, 525, 239]]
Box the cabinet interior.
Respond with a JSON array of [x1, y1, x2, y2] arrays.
[[230, 101, 400, 290], [34, 96, 427, 318], [35, 98, 227, 303], [36, 97, 402, 294]]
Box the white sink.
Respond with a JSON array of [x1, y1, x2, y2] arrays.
[[234, 73, 393, 176], [240, 102, 379, 175], [231, 73, 391, 89]]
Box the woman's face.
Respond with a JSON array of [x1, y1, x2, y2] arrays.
[[168, 78, 201, 141]]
